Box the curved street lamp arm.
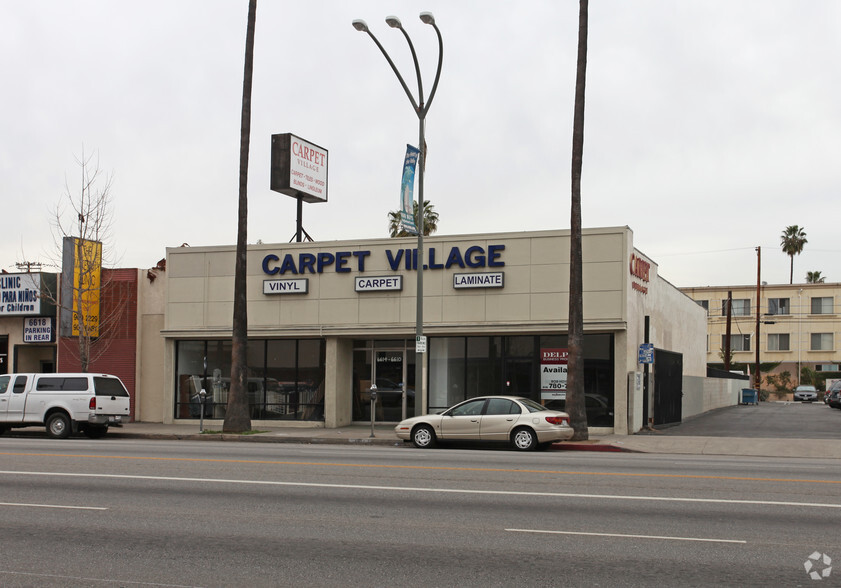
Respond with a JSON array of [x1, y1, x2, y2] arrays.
[[420, 22, 444, 117], [361, 29, 419, 113], [395, 27, 424, 113]]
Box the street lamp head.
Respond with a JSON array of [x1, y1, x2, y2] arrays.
[[352, 19, 369, 32], [385, 16, 402, 29], [419, 12, 435, 25]]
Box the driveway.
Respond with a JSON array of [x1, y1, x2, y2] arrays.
[[645, 401, 841, 439]]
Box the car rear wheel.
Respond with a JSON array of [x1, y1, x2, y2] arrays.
[[511, 427, 537, 451], [46, 413, 72, 439], [412, 425, 436, 449]]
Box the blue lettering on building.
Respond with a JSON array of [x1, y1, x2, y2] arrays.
[[262, 245, 504, 276]]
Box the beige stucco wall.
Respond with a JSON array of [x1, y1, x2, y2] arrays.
[[136, 268, 167, 422], [164, 228, 631, 337], [157, 227, 709, 431]]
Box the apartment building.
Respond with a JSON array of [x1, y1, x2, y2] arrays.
[[681, 282, 841, 388]]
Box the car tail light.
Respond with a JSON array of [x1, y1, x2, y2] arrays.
[[545, 416, 569, 426], [89, 397, 97, 411]]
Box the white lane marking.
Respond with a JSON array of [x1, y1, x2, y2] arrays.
[[2, 470, 839, 509], [0, 502, 107, 511], [506, 528, 746, 544], [0, 569, 198, 587]]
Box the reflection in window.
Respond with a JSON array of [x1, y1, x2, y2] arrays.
[[174, 339, 325, 421], [811, 297, 833, 315]]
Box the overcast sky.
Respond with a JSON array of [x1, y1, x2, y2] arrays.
[[2, 1, 839, 288]]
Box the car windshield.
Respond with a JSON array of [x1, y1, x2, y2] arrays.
[[796, 386, 817, 392], [517, 397, 548, 413]]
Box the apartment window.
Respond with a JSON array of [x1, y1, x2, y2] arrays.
[[767, 333, 790, 351], [722, 334, 751, 352], [696, 300, 709, 315], [767, 298, 790, 315], [810, 333, 833, 351], [722, 299, 750, 316], [811, 297, 834, 315], [817, 364, 840, 372]]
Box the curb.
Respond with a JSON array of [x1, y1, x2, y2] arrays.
[[552, 442, 638, 452]]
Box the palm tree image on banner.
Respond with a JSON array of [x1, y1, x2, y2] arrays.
[[400, 144, 419, 235]]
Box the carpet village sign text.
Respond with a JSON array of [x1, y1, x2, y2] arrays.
[[261, 244, 505, 295]]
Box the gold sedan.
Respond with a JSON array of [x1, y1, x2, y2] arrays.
[[395, 396, 574, 451]]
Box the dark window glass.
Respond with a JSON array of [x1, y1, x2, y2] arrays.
[[36, 377, 88, 391], [450, 399, 485, 416], [486, 398, 518, 415], [94, 377, 128, 396], [174, 339, 325, 421], [13, 375, 27, 393]]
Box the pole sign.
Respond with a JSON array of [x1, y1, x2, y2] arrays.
[[638, 343, 654, 364], [270, 133, 328, 203]]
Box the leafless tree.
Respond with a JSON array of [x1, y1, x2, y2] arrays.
[[224, 0, 257, 433], [46, 149, 123, 372], [566, 0, 589, 440]]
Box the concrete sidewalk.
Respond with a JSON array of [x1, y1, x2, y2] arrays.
[[102, 421, 841, 459]]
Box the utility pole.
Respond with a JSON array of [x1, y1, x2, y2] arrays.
[[754, 247, 761, 390], [724, 290, 732, 372]]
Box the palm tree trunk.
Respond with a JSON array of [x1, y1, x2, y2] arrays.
[[567, 0, 589, 441], [224, 0, 257, 433]]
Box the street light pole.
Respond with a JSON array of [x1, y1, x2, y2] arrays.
[[353, 13, 443, 417]]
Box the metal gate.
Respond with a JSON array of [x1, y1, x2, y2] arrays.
[[653, 349, 683, 426]]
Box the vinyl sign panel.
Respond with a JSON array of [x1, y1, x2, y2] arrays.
[[263, 279, 308, 295]]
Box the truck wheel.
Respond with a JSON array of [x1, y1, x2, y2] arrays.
[[46, 413, 72, 439], [83, 425, 108, 439]]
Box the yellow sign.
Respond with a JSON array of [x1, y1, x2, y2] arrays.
[[71, 238, 102, 337]]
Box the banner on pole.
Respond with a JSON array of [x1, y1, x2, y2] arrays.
[[400, 144, 419, 235]]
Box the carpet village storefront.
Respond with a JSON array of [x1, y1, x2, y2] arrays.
[[160, 227, 709, 434]]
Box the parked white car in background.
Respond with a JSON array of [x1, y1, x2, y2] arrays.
[[0, 373, 130, 439], [395, 395, 574, 451]]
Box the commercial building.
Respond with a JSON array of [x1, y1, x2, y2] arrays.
[[681, 282, 841, 389], [0, 272, 58, 373], [154, 227, 733, 433]]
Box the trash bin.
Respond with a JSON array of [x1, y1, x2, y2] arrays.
[[740, 388, 758, 405]]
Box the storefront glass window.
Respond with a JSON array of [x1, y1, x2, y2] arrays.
[[297, 339, 325, 420], [429, 337, 465, 409], [175, 340, 206, 419], [466, 336, 500, 400], [426, 334, 615, 427], [174, 339, 325, 421], [352, 348, 373, 421]]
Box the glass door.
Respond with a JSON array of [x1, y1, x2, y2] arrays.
[[375, 350, 405, 422]]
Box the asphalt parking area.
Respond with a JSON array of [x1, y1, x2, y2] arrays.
[[647, 401, 841, 439]]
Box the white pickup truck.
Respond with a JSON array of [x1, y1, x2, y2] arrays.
[[0, 373, 131, 439]]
